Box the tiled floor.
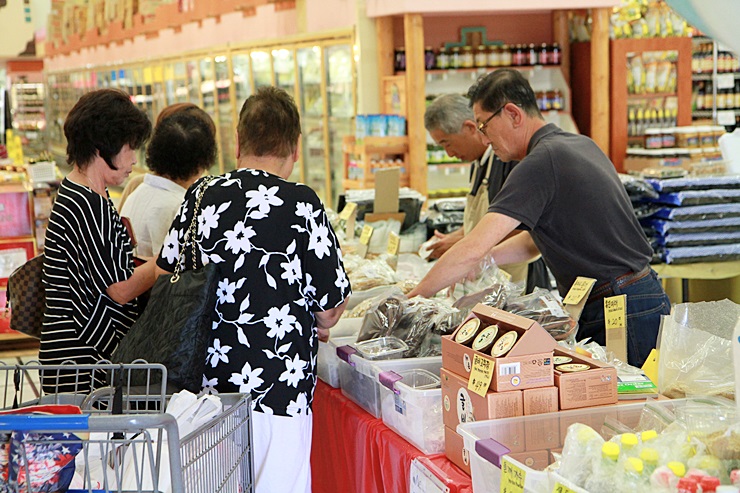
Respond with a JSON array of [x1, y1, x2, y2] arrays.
[[0, 348, 42, 407]]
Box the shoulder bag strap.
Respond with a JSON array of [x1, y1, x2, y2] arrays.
[[172, 176, 214, 283]]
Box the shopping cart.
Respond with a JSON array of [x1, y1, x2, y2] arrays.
[[0, 361, 254, 493]]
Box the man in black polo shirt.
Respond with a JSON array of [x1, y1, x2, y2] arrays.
[[409, 69, 670, 367]]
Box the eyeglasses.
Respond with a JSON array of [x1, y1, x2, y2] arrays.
[[477, 103, 507, 135]]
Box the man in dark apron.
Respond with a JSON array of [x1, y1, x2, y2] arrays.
[[424, 94, 549, 292]]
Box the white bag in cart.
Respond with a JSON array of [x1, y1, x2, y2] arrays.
[[120, 391, 223, 493]]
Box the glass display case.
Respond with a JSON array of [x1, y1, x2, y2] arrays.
[[44, 35, 356, 206]]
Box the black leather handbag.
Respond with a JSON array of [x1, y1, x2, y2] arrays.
[[112, 177, 217, 393]]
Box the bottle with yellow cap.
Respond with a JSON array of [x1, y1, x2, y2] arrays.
[[640, 447, 660, 475], [622, 457, 645, 492], [620, 432, 640, 459], [650, 461, 686, 492], [640, 429, 658, 443], [584, 442, 621, 493]]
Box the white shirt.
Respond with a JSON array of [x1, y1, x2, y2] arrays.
[[120, 174, 186, 257]]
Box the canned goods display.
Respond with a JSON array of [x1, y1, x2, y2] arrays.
[[472, 325, 499, 353], [454, 318, 482, 346], [556, 363, 591, 373], [553, 356, 573, 365], [491, 330, 518, 357]]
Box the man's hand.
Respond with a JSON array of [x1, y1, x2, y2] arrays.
[[428, 228, 464, 259]]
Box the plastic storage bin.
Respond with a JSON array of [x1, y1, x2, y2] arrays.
[[354, 336, 408, 360], [336, 343, 442, 418], [457, 397, 735, 493], [317, 336, 356, 388], [380, 369, 444, 454]]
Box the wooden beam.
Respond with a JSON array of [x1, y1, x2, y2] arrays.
[[590, 8, 610, 155], [375, 16, 395, 92], [552, 10, 570, 85], [404, 13, 426, 195]]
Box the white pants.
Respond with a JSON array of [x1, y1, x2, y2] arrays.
[[252, 411, 313, 493]]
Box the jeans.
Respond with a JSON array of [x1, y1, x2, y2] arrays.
[[578, 269, 670, 368]]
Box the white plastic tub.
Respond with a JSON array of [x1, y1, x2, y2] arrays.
[[379, 369, 444, 454], [317, 336, 355, 388], [336, 343, 442, 418]]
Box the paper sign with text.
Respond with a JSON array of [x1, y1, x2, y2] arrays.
[[562, 277, 596, 305], [467, 354, 494, 397], [500, 457, 526, 493]]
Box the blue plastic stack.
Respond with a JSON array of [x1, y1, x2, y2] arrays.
[[638, 176, 740, 264]]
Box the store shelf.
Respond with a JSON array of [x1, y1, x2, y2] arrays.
[[627, 92, 679, 100], [692, 72, 740, 81], [418, 64, 562, 76]]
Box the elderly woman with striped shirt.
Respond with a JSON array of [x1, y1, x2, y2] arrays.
[[40, 89, 158, 392]]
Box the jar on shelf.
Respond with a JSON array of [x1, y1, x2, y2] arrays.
[[424, 46, 436, 71], [500, 45, 512, 66], [437, 47, 450, 70], [511, 45, 524, 66], [551, 89, 563, 110], [475, 45, 488, 68], [644, 128, 663, 149], [535, 91, 547, 111], [675, 127, 700, 149], [661, 127, 676, 148], [394, 47, 406, 72], [487, 45, 501, 67], [550, 42, 561, 65], [461, 46, 474, 68], [450, 47, 462, 69], [538, 43, 549, 65], [527, 43, 538, 66]]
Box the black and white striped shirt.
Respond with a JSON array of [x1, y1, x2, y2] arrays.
[[40, 178, 138, 393]]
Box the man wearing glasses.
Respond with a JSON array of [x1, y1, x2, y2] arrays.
[[409, 68, 669, 368], [423, 93, 550, 293]]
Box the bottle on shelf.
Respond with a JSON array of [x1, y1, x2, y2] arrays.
[[461, 46, 474, 68], [628, 107, 637, 136], [539, 43, 549, 65], [527, 43, 538, 66], [704, 80, 714, 110], [474, 45, 488, 68], [450, 47, 462, 69], [694, 81, 706, 111], [735, 81, 740, 109], [437, 46, 450, 70], [424, 46, 436, 71], [487, 45, 501, 68], [512, 44, 526, 66], [500, 44, 512, 67], [550, 42, 561, 65], [395, 47, 406, 72]]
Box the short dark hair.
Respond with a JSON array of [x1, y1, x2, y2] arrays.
[[156, 103, 217, 137], [64, 89, 152, 170], [146, 112, 217, 182], [466, 69, 542, 119], [237, 86, 300, 159]]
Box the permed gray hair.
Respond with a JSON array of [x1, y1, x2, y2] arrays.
[[424, 93, 474, 135]]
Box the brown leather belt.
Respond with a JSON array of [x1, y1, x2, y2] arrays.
[[587, 266, 652, 303]]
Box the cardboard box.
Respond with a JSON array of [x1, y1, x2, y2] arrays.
[[443, 304, 556, 392], [524, 412, 560, 451], [444, 426, 471, 475], [509, 450, 551, 471], [523, 386, 559, 416], [441, 368, 523, 431], [554, 347, 618, 410]]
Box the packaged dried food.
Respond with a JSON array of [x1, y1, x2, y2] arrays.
[[503, 288, 578, 342], [354, 336, 409, 360]]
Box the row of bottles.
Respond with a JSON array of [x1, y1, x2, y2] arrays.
[[395, 43, 561, 72], [693, 42, 740, 74], [693, 81, 740, 111], [628, 106, 678, 137]]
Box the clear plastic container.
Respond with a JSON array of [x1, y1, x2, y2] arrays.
[[354, 336, 409, 361], [380, 369, 443, 454], [317, 336, 356, 388], [336, 344, 442, 418], [457, 397, 734, 493]]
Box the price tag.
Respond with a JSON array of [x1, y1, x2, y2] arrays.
[[604, 294, 627, 330], [604, 294, 627, 363], [359, 225, 374, 245], [717, 73, 735, 89], [500, 457, 526, 493], [562, 277, 596, 305], [338, 202, 357, 221], [387, 232, 400, 256], [552, 482, 577, 493], [467, 354, 494, 397], [718, 110, 736, 126]]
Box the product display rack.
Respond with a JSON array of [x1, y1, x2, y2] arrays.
[[691, 36, 740, 129], [342, 136, 410, 190], [9, 82, 46, 157]]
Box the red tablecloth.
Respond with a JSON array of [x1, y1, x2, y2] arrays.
[[311, 380, 473, 493]]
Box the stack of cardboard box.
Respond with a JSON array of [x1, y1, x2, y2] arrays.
[[440, 303, 618, 474]]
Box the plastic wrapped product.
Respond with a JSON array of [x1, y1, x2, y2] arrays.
[[657, 231, 740, 248], [343, 254, 400, 292], [651, 190, 740, 206], [653, 203, 740, 221], [646, 176, 740, 193], [632, 202, 664, 220], [504, 288, 578, 342], [644, 217, 740, 235], [664, 243, 740, 264], [620, 173, 660, 201]]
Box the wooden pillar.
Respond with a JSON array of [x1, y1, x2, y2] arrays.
[[376, 16, 394, 91], [404, 13, 427, 195], [552, 10, 570, 85], [590, 8, 610, 155]]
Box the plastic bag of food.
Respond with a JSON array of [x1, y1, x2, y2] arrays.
[[504, 288, 578, 342], [356, 291, 462, 358], [658, 300, 740, 400]]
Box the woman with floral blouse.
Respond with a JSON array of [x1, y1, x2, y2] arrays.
[[156, 86, 350, 493]]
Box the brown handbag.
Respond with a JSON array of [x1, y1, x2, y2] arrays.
[[5, 254, 46, 339]]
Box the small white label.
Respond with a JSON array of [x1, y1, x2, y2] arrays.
[[543, 296, 569, 318], [463, 353, 472, 373], [499, 362, 521, 376], [718, 73, 735, 89], [718, 110, 736, 126], [456, 388, 475, 424], [394, 394, 406, 415]]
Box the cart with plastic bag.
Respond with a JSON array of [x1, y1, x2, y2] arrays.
[[0, 361, 254, 493]]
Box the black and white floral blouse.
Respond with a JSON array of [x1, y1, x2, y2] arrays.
[[157, 169, 350, 417]]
